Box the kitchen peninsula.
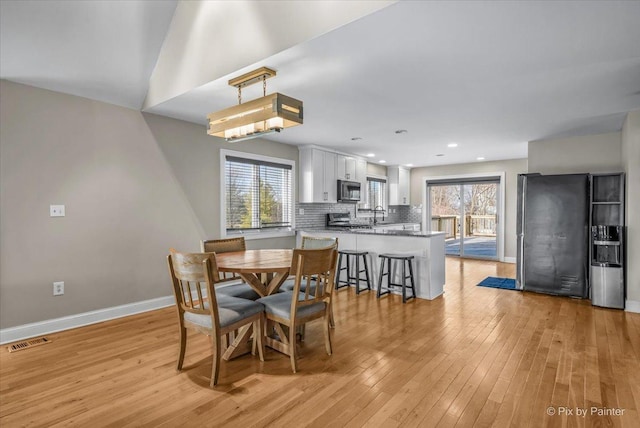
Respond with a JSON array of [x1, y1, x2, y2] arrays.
[[297, 228, 446, 300]]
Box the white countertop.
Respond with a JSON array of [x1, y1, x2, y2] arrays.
[[296, 227, 445, 238]]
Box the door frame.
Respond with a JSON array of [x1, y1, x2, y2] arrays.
[[422, 172, 506, 262]]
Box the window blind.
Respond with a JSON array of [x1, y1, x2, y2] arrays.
[[225, 156, 292, 232]]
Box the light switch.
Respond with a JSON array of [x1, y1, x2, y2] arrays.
[[50, 205, 65, 217]]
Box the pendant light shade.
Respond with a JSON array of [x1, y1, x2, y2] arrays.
[[207, 67, 303, 142]]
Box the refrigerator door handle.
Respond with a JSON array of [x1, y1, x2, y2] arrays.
[[518, 231, 525, 289]]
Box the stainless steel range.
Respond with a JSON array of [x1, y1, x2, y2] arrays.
[[326, 212, 371, 230]]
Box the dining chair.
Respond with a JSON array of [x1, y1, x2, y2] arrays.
[[167, 249, 265, 387], [281, 236, 338, 291], [300, 236, 339, 250], [256, 247, 338, 373], [201, 237, 260, 300], [281, 236, 338, 330]]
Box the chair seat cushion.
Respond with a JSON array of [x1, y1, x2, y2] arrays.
[[256, 291, 326, 321], [217, 283, 261, 300], [184, 295, 264, 329], [278, 278, 322, 294], [279, 278, 295, 292]]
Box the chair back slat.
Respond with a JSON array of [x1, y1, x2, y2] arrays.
[[193, 280, 205, 309], [304, 275, 311, 301], [201, 237, 245, 282], [185, 281, 195, 308]]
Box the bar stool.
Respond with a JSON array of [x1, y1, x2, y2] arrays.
[[377, 254, 416, 303], [335, 250, 371, 294]]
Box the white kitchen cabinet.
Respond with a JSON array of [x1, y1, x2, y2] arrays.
[[299, 147, 337, 203], [336, 155, 357, 181], [388, 166, 411, 205], [355, 158, 367, 186]]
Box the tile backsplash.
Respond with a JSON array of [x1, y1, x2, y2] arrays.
[[295, 202, 358, 228], [295, 203, 423, 228], [389, 205, 423, 224]]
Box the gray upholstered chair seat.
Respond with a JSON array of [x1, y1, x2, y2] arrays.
[[184, 296, 264, 329], [216, 283, 261, 300], [256, 291, 326, 320], [278, 278, 322, 294], [279, 278, 295, 292]]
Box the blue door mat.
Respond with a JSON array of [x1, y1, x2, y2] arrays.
[[477, 277, 519, 290]]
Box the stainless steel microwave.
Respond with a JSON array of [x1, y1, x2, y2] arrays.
[[337, 180, 361, 202]]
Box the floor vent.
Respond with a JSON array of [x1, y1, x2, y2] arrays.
[[7, 337, 51, 353]]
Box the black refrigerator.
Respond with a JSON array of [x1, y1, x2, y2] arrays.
[[516, 174, 590, 298]]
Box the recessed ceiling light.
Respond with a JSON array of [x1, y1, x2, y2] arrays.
[[379, 160, 387, 164], [351, 137, 362, 141], [395, 129, 408, 134], [447, 143, 458, 148], [477, 157, 486, 161], [436, 154, 445, 157], [366, 153, 375, 157], [405, 163, 414, 167]]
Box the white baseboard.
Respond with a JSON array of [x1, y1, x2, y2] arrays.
[[503, 257, 516, 264], [625, 299, 640, 313], [0, 295, 175, 345]]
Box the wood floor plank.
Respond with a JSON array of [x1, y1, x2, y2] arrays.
[[1, 258, 639, 427], [452, 312, 529, 427]]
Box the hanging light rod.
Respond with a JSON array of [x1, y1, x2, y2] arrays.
[[207, 66, 303, 143], [228, 66, 277, 88]]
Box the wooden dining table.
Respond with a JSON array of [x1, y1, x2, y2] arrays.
[[215, 249, 294, 360], [216, 249, 293, 297]]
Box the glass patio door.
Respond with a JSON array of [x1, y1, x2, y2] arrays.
[[429, 184, 462, 256], [429, 180, 499, 260], [461, 182, 498, 259]]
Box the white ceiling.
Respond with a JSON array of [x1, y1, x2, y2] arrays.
[[2, 1, 639, 167], [0, 0, 177, 109]]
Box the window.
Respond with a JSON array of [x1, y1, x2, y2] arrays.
[[221, 150, 294, 237], [367, 177, 387, 210]]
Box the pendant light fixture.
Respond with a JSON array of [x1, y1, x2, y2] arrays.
[[207, 67, 303, 142]]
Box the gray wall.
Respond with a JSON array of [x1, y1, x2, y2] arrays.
[[528, 132, 622, 174], [410, 158, 528, 260], [622, 110, 640, 306], [367, 163, 387, 176], [0, 80, 297, 328]]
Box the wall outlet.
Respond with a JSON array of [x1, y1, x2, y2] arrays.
[[50, 205, 65, 217], [53, 281, 64, 296]]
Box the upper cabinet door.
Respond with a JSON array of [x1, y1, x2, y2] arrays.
[[355, 158, 367, 184], [299, 147, 337, 203], [388, 166, 411, 206], [311, 149, 326, 203], [355, 158, 367, 181], [337, 155, 356, 180], [324, 151, 337, 203], [398, 166, 410, 205]]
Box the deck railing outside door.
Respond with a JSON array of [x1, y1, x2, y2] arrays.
[[432, 215, 496, 239]]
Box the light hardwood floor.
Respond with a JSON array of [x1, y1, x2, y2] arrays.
[[1, 258, 639, 427]]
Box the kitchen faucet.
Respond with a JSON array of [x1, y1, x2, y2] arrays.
[[373, 205, 385, 225]]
